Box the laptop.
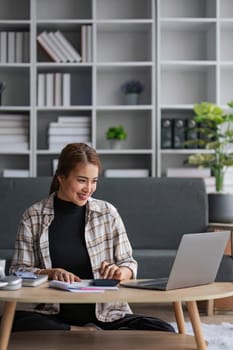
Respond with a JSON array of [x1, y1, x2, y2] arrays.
[[121, 231, 230, 291]]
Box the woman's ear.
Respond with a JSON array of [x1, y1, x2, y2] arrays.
[[57, 175, 63, 185]]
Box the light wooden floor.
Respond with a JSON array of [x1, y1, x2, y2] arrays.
[[131, 302, 233, 325]]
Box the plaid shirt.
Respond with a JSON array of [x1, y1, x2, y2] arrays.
[[10, 193, 137, 322]]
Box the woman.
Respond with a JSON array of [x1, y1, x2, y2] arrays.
[[10, 143, 174, 332]]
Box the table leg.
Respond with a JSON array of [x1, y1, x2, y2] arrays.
[[0, 301, 17, 350], [186, 301, 207, 350], [172, 301, 186, 334]]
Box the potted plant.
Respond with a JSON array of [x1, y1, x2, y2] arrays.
[[185, 101, 233, 222], [121, 80, 144, 105], [106, 125, 127, 149]]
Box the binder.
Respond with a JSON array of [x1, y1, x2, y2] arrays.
[[186, 119, 198, 149], [161, 119, 173, 149], [173, 119, 185, 149]]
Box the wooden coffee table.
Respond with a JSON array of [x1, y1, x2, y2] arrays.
[[0, 282, 233, 350]]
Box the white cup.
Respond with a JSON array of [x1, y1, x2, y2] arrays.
[[0, 259, 6, 278]]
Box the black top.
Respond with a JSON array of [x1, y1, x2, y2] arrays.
[[49, 196, 96, 326]]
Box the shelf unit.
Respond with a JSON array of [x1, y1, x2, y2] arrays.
[[157, 0, 233, 177], [0, 0, 155, 177], [1, 0, 233, 177]]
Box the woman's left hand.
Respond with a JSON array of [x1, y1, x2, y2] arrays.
[[99, 261, 132, 280]]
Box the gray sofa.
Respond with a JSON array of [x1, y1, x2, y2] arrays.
[[0, 177, 232, 282]]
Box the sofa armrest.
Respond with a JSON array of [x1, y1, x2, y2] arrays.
[[208, 222, 233, 258]]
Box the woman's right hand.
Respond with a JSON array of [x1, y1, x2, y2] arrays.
[[38, 268, 81, 283]]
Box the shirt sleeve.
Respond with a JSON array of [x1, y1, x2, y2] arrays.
[[110, 205, 138, 279], [9, 212, 41, 275]]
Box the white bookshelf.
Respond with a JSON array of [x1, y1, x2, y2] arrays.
[[157, 0, 233, 177], [33, 0, 154, 176], [1, 0, 232, 178]]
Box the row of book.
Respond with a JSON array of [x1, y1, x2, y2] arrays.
[[37, 26, 92, 63], [166, 167, 233, 193], [37, 30, 81, 63], [161, 118, 203, 149], [0, 31, 29, 63], [37, 73, 71, 107], [48, 116, 91, 151], [0, 114, 29, 151]]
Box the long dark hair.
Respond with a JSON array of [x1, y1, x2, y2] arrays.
[[49, 143, 102, 194]]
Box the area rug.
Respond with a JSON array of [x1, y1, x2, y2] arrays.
[[171, 322, 233, 350]]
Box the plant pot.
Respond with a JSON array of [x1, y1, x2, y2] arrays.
[[108, 139, 123, 149], [125, 93, 140, 105], [208, 192, 233, 223]]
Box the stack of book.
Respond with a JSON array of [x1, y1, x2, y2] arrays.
[[166, 167, 233, 193], [0, 114, 29, 151], [37, 72, 71, 107], [0, 31, 29, 63], [37, 30, 81, 63], [48, 116, 91, 151]]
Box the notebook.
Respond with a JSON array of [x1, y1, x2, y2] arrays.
[[22, 274, 48, 287], [121, 231, 230, 291]]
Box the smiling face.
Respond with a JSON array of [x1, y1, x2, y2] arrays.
[[57, 162, 99, 206]]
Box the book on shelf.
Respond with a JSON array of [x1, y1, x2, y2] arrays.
[[166, 167, 211, 178], [81, 25, 87, 62], [87, 25, 92, 62], [173, 119, 186, 149], [161, 119, 173, 149], [15, 32, 23, 63], [37, 31, 61, 63], [49, 135, 91, 144], [0, 134, 28, 143], [54, 72, 62, 106], [23, 31, 30, 62], [48, 31, 71, 63], [57, 116, 91, 124], [54, 30, 81, 62], [0, 142, 28, 151], [186, 119, 198, 149], [0, 32, 7, 63], [46, 73, 54, 106], [7, 32, 15, 63], [0, 127, 28, 135], [0, 114, 28, 121], [2, 169, 30, 177], [105, 169, 149, 178], [49, 121, 91, 129], [49, 126, 90, 135], [62, 73, 71, 106], [47, 31, 68, 63], [37, 73, 46, 107]]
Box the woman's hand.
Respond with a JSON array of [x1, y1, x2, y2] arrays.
[[38, 268, 81, 283], [99, 261, 132, 281]]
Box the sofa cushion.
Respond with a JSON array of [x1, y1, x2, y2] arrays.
[[0, 177, 51, 271], [94, 177, 208, 249], [133, 249, 176, 278]]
